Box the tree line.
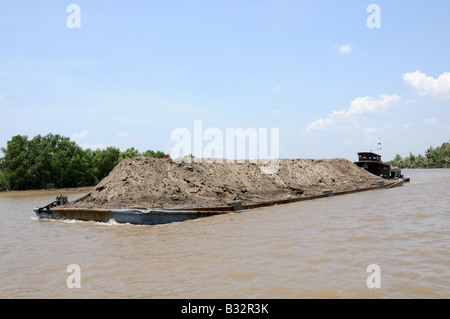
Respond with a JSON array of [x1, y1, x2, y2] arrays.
[[389, 140, 450, 168], [0, 133, 167, 191]]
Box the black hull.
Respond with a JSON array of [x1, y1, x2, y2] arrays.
[[355, 161, 390, 178]]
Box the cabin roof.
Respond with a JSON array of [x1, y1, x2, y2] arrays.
[[357, 152, 381, 156]]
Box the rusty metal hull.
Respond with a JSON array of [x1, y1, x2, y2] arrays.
[[33, 207, 232, 225], [33, 181, 405, 225]]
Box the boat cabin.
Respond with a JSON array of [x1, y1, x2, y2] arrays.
[[357, 152, 382, 162], [354, 152, 391, 178]]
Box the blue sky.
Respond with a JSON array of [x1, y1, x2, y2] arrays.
[[1, 0, 449, 161]]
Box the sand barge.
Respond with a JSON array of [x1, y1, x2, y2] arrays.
[[64, 157, 383, 210]]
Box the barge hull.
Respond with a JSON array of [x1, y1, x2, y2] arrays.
[[34, 207, 230, 225], [33, 181, 405, 225]]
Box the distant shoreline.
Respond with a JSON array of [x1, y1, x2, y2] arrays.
[[0, 186, 94, 194], [400, 167, 450, 170]]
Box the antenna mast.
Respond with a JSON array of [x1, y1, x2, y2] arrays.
[[377, 137, 382, 154]]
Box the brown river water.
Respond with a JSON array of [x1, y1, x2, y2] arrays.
[[0, 169, 449, 299]]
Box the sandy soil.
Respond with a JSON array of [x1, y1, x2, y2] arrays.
[[64, 157, 382, 209]]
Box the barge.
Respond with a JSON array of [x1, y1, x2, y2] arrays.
[[34, 180, 405, 225]]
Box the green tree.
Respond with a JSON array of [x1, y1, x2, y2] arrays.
[[119, 147, 141, 161], [65, 148, 97, 187], [0, 170, 8, 190], [93, 146, 121, 181], [27, 134, 53, 188], [0, 133, 100, 190], [48, 134, 81, 187], [142, 150, 168, 158], [389, 140, 450, 168], [141, 150, 156, 158], [0, 135, 31, 190], [390, 154, 403, 167]]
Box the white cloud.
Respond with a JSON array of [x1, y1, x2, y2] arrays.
[[0, 94, 4, 101], [425, 117, 437, 125], [348, 94, 401, 115], [272, 110, 283, 116], [335, 44, 353, 54], [363, 127, 378, 135], [116, 132, 129, 137], [305, 111, 354, 131], [403, 71, 450, 99], [273, 85, 282, 93], [305, 94, 401, 132], [423, 117, 450, 131], [343, 140, 356, 146], [71, 130, 88, 139], [305, 118, 331, 131]]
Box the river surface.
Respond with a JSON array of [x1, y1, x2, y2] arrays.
[[0, 169, 449, 299]]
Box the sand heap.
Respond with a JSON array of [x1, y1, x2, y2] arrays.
[[65, 157, 382, 209]]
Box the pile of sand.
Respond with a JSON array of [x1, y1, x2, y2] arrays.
[[65, 157, 382, 209]]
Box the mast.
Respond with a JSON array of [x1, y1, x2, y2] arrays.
[[377, 137, 382, 154]]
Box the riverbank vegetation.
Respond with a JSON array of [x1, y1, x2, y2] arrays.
[[0, 134, 167, 191], [389, 141, 450, 168]]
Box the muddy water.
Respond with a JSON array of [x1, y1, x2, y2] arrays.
[[0, 169, 449, 299]]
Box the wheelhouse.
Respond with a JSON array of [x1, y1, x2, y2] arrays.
[[357, 152, 382, 162]]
